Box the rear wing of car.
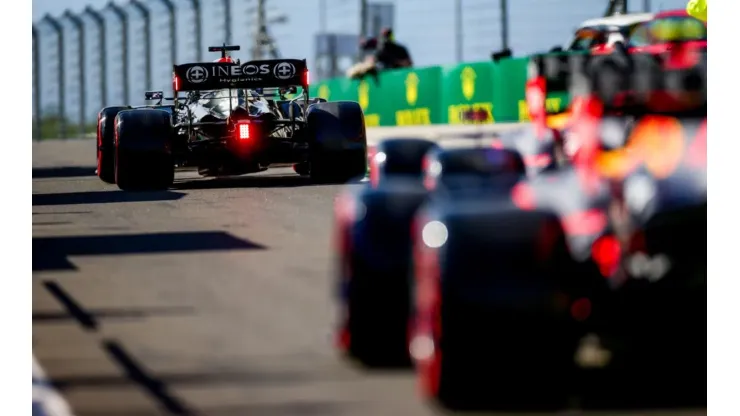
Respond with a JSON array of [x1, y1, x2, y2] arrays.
[[172, 59, 309, 92]]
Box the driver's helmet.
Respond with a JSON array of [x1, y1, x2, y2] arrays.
[[213, 56, 235, 63]]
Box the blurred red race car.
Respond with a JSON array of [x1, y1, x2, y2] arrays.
[[591, 9, 706, 55]]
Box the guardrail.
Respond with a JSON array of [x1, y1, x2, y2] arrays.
[[309, 56, 570, 127]]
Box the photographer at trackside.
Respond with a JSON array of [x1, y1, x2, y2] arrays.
[[374, 28, 413, 70], [346, 28, 413, 84]]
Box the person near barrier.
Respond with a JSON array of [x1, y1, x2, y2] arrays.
[[346, 29, 412, 84], [686, 0, 707, 22], [375, 28, 413, 70], [346, 37, 381, 83]]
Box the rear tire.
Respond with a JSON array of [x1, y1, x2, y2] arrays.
[[97, 106, 131, 184], [414, 213, 580, 411], [307, 101, 367, 183], [337, 255, 413, 368], [114, 109, 175, 191]]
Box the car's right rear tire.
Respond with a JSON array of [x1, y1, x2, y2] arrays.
[[96, 106, 131, 184], [307, 101, 368, 183]]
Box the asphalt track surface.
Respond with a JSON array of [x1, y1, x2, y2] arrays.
[[33, 128, 705, 416]]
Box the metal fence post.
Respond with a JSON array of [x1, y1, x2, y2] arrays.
[[108, 2, 129, 104], [42, 14, 66, 139], [130, 0, 152, 93], [85, 6, 107, 109], [223, 0, 232, 44], [455, 0, 463, 62], [64, 10, 86, 137], [32, 25, 41, 140], [158, 0, 177, 69], [500, 0, 509, 51], [188, 0, 202, 61]]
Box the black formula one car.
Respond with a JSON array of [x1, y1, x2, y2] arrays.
[[334, 138, 529, 368], [96, 45, 367, 190]]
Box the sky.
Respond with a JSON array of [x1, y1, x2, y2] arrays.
[[32, 0, 689, 124]]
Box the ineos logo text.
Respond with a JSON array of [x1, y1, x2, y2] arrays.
[[274, 62, 296, 80], [186, 66, 208, 83], [241, 64, 270, 76]]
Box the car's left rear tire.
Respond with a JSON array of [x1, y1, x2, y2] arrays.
[[114, 109, 175, 191]]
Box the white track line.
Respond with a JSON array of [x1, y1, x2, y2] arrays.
[[33, 355, 75, 416]]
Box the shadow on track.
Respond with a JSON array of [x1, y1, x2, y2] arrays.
[[71, 402, 353, 416], [33, 211, 93, 215], [57, 339, 357, 416], [172, 173, 366, 191], [176, 401, 354, 416], [33, 231, 267, 272], [173, 174, 323, 190], [32, 190, 187, 206], [49, 366, 353, 390], [33, 306, 196, 325], [32, 166, 96, 179], [32, 221, 73, 226]]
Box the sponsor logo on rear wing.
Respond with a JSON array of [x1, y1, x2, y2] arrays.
[[173, 59, 308, 92]]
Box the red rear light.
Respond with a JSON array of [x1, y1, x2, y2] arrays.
[[304, 69, 310, 87], [591, 234, 621, 278], [237, 123, 250, 140], [173, 74, 180, 91]]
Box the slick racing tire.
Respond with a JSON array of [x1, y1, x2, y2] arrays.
[[114, 109, 175, 191], [97, 106, 131, 184], [338, 254, 414, 368], [307, 101, 368, 183], [413, 211, 581, 411]]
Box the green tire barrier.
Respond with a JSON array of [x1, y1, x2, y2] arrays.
[[310, 56, 572, 126]]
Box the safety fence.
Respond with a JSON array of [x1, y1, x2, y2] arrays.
[[308, 56, 570, 126]]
